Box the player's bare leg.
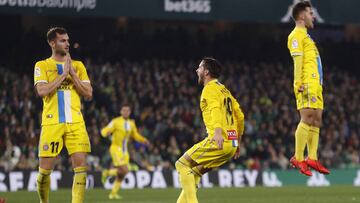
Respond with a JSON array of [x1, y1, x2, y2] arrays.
[[37, 157, 56, 203], [176, 154, 200, 203], [70, 152, 88, 203], [108, 165, 128, 199], [306, 109, 330, 174]]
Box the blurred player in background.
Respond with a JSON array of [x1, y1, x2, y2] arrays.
[[287, 1, 330, 176], [175, 57, 244, 203], [34, 27, 93, 203], [101, 104, 149, 200]]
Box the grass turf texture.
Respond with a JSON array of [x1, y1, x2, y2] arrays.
[[1, 186, 359, 203]]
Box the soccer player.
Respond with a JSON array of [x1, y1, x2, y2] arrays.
[[101, 104, 149, 200], [175, 57, 244, 203], [34, 27, 93, 203], [287, 1, 330, 176]]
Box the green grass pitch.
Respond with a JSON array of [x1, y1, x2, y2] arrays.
[[1, 186, 359, 203]]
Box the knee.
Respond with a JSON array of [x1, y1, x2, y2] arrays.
[[117, 167, 128, 179]]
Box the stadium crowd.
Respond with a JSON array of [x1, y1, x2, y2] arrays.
[[0, 58, 359, 172]]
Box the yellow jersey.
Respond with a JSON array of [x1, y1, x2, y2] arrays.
[[101, 116, 147, 152], [287, 26, 323, 86], [200, 79, 244, 142], [34, 57, 90, 125]]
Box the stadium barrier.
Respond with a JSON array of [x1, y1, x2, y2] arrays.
[[1, 169, 359, 192]]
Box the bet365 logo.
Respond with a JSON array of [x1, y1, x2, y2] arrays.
[[164, 0, 211, 13]]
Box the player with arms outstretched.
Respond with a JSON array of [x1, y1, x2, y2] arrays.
[[101, 104, 149, 199]]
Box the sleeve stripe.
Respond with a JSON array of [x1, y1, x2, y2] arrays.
[[34, 80, 48, 86], [291, 52, 303, 56], [82, 80, 91, 83]]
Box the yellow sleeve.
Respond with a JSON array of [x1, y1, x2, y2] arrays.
[[101, 120, 115, 137], [34, 61, 48, 86], [288, 33, 304, 56], [232, 97, 245, 136], [203, 86, 222, 129], [75, 61, 90, 82], [130, 121, 147, 143], [292, 55, 304, 89]]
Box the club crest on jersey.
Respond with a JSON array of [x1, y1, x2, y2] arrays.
[[35, 67, 41, 77], [292, 39, 298, 49], [43, 143, 49, 151], [311, 96, 317, 103]]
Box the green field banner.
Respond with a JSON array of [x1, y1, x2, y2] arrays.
[[0, 169, 359, 191], [0, 0, 359, 24]]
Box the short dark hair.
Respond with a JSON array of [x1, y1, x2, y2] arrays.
[[201, 57, 222, 78], [121, 103, 131, 109], [47, 27, 67, 42], [292, 1, 312, 20]]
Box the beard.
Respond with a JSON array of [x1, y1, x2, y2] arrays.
[[55, 48, 68, 56], [198, 73, 204, 85]]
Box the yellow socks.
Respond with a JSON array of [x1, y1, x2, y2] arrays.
[[37, 167, 52, 203], [177, 166, 202, 203], [72, 166, 87, 203], [108, 169, 118, 177], [307, 126, 320, 160], [175, 157, 198, 203], [111, 179, 122, 196], [295, 122, 310, 161]]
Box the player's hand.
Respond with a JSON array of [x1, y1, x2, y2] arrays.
[[211, 128, 224, 149], [143, 139, 150, 146], [67, 54, 76, 77], [62, 55, 70, 78], [298, 84, 305, 92], [233, 147, 241, 159]]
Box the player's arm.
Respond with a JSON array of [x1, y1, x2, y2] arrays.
[[231, 97, 244, 159], [288, 35, 304, 92], [101, 120, 115, 137], [292, 55, 304, 92], [232, 98, 244, 142], [34, 62, 69, 97], [68, 56, 93, 99], [204, 87, 223, 149], [131, 122, 149, 145]]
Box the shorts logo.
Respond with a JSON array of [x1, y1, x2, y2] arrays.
[[292, 39, 298, 49], [43, 143, 49, 151], [311, 96, 317, 103]]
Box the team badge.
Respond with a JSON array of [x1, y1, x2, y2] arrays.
[[43, 143, 49, 151], [292, 39, 298, 49], [312, 73, 316, 78], [34, 67, 41, 77], [311, 96, 317, 103]]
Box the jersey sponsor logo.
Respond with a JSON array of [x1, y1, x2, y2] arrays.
[[227, 130, 237, 140], [34, 67, 41, 77], [291, 39, 299, 49]]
